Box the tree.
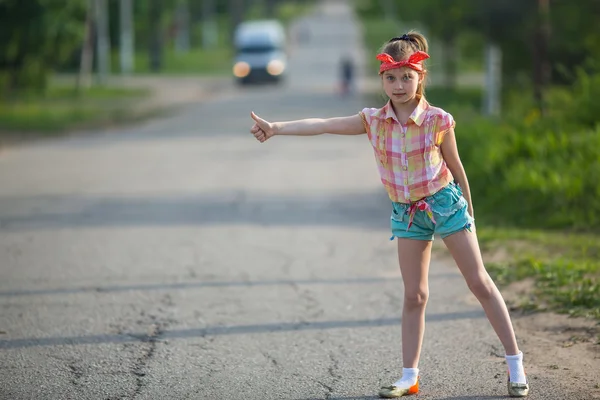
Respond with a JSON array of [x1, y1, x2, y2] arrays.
[[229, 0, 245, 40], [0, 0, 86, 95], [533, 0, 551, 114], [360, 0, 600, 110], [148, 0, 163, 72], [77, 0, 94, 90]]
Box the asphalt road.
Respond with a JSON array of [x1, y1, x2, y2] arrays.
[[0, 2, 591, 400]]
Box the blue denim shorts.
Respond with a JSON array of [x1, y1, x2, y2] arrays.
[[390, 182, 474, 241]]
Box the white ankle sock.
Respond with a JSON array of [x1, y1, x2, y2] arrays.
[[393, 367, 419, 387], [505, 352, 527, 384]]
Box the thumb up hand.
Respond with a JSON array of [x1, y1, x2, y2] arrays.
[[250, 111, 275, 143]]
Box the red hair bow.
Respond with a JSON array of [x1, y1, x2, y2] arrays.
[[376, 51, 430, 74]]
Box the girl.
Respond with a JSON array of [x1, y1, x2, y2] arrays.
[[249, 31, 529, 398]]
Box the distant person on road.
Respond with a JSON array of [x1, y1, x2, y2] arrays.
[[249, 31, 529, 399], [339, 55, 355, 96]]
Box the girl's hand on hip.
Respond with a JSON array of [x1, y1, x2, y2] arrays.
[[250, 111, 274, 143]]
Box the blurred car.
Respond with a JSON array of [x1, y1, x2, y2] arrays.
[[232, 20, 287, 85]]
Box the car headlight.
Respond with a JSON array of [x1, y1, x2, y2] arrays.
[[267, 60, 285, 76], [233, 62, 251, 78]]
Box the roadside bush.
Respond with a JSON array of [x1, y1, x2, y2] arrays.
[[459, 119, 600, 230], [453, 69, 600, 231]]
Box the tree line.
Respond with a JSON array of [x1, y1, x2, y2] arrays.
[[358, 0, 600, 112], [0, 0, 302, 95]]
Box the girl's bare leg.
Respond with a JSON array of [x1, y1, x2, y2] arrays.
[[442, 229, 519, 355], [396, 238, 432, 368]]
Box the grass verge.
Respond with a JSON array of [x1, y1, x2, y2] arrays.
[[0, 84, 152, 136], [112, 47, 233, 76], [478, 227, 600, 322]]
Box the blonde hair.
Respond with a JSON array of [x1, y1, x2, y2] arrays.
[[379, 31, 429, 100]]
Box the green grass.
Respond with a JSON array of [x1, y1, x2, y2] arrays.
[[111, 47, 233, 76], [0, 84, 151, 133], [478, 227, 600, 320], [47, 85, 149, 100]]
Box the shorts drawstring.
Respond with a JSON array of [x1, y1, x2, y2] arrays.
[[406, 199, 436, 230]]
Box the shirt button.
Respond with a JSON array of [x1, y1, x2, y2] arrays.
[[401, 133, 405, 138], [403, 166, 408, 171], [402, 147, 406, 152], [404, 179, 408, 185]]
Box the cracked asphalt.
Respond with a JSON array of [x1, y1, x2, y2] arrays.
[[0, 2, 592, 399]]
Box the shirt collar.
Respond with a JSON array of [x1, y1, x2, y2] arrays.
[[383, 97, 429, 126], [382, 101, 399, 123]]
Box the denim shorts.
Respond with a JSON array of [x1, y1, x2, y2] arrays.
[[390, 182, 474, 241]]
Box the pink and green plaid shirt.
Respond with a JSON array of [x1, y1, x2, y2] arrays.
[[360, 98, 455, 203]]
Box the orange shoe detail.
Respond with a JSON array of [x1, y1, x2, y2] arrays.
[[378, 378, 419, 398], [407, 380, 418, 394]]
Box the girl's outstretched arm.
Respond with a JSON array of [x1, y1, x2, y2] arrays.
[[440, 128, 475, 220], [250, 111, 365, 143]]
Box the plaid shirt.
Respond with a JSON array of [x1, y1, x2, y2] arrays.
[[360, 99, 455, 203]]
